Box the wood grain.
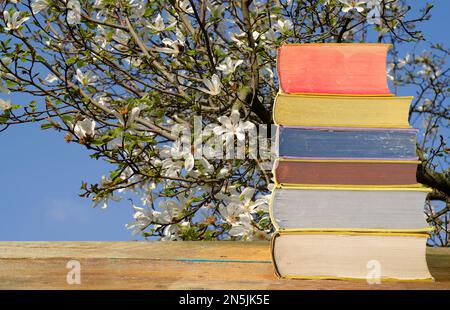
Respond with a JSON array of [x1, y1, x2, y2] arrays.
[[0, 242, 448, 290]]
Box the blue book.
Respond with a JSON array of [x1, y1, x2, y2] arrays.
[[277, 126, 418, 160]]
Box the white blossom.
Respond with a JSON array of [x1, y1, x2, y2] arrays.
[[228, 213, 253, 238], [31, 0, 49, 14], [178, 0, 194, 14], [366, 5, 381, 25], [125, 205, 158, 236], [273, 19, 293, 33], [44, 73, 58, 83], [158, 199, 185, 224], [339, 0, 367, 13], [113, 106, 141, 128], [3, 10, 30, 31], [216, 57, 244, 75], [75, 68, 98, 86], [161, 158, 183, 178], [67, 0, 81, 25], [397, 54, 411, 68], [162, 140, 195, 172], [155, 38, 180, 55], [73, 118, 96, 139], [198, 74, 222, 96], [386, 63, 395, 81], [417, 63, 441, 80], [0, 98, 12, 111], [146, 14, 166, 32], [213, 109, 254, 142]]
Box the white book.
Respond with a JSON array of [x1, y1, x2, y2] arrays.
[[272, 233, 433, 281], [270, 187, 431, 232]]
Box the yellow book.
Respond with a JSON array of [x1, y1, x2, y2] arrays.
[[273, 93, 413, 128]]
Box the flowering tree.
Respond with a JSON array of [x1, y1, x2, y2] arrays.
[[0, 0, 448, 244]]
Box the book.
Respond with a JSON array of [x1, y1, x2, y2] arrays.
[[270, 187, 431, 232], [277, 126, 418, 160], [273, 93, 412, 127], [277, 43, 392, 95], [273, 159, 420, 186], [271, 232, 433, 281]]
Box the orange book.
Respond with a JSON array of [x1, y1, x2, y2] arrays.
[[277, 43, 392, 95]]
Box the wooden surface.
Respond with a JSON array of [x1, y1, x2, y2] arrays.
[[0, 242, 449, 290]]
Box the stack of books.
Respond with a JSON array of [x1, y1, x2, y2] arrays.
[[270, 43, 433, 281]]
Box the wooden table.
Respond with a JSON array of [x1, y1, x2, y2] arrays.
[[0, 242, 449, 289]]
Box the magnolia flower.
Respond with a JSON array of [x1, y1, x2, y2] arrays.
[[154, 38, 181, 55], [0, 56, 12, 67], [198, 74, 222, 96], [162, 140, 195, 171], [31, 0, 49, 14], [125, 205, 158, 236], [219, 203, 245, 225], [158, 199, 185, 224], [234, 188, 269, 214], [124, 56, 142, 67], [417, 63, 441, 79], [112, 106, 140, 130], [366, 3, 381, 25], [66, 0, 81, 25], [216, 57, 244, 75], [397, 54, 411, 68], [366, 0, 381, 8], [178, 0, 194, 14], [94, 94, 110, 108], [161, 158, 183, 178], [75, 69, 98, 86], [112, 29, 131, 51], [386, 63, 395, 81], [213, 109, 255, 142], [128, 0, 146, 18], [230, 32, 246, 47], [0, 98, 12, 111], [228, 213, 254, 239], [73, 118, 96, 139], [339, 0, 367, 13], [273, 19, 293, 33], [147, 14, 166, 32], [44, 73, 58, 83], [3, 11, 30, 31]]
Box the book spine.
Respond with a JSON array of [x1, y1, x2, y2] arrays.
[[278, 127, 418, 159], [274, 160, 419, 186]]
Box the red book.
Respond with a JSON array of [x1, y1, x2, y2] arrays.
[[277, 43, 392, 95], [274, 159, 419, 186]]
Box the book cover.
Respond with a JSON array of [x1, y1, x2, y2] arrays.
[[270, 186, 431, 232], [277, 43, 392, 95], [273, 159, 420, 186], [277, 126, 418, 160], [271, 232, 433, 281], [273, 93, 412, 127]]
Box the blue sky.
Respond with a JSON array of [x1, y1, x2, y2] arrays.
[[0, 1, 449, 241]]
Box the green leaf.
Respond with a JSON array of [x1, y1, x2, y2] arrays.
[[40, 123, 54, 130]]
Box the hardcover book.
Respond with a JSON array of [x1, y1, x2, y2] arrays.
[[273, 159, 420, 186], [273, 93, 412, 127], [277, 43, 392, 95], [270, 187, 431, 232], [271, 233, 433, 281], [277, 126, 418, 160]]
